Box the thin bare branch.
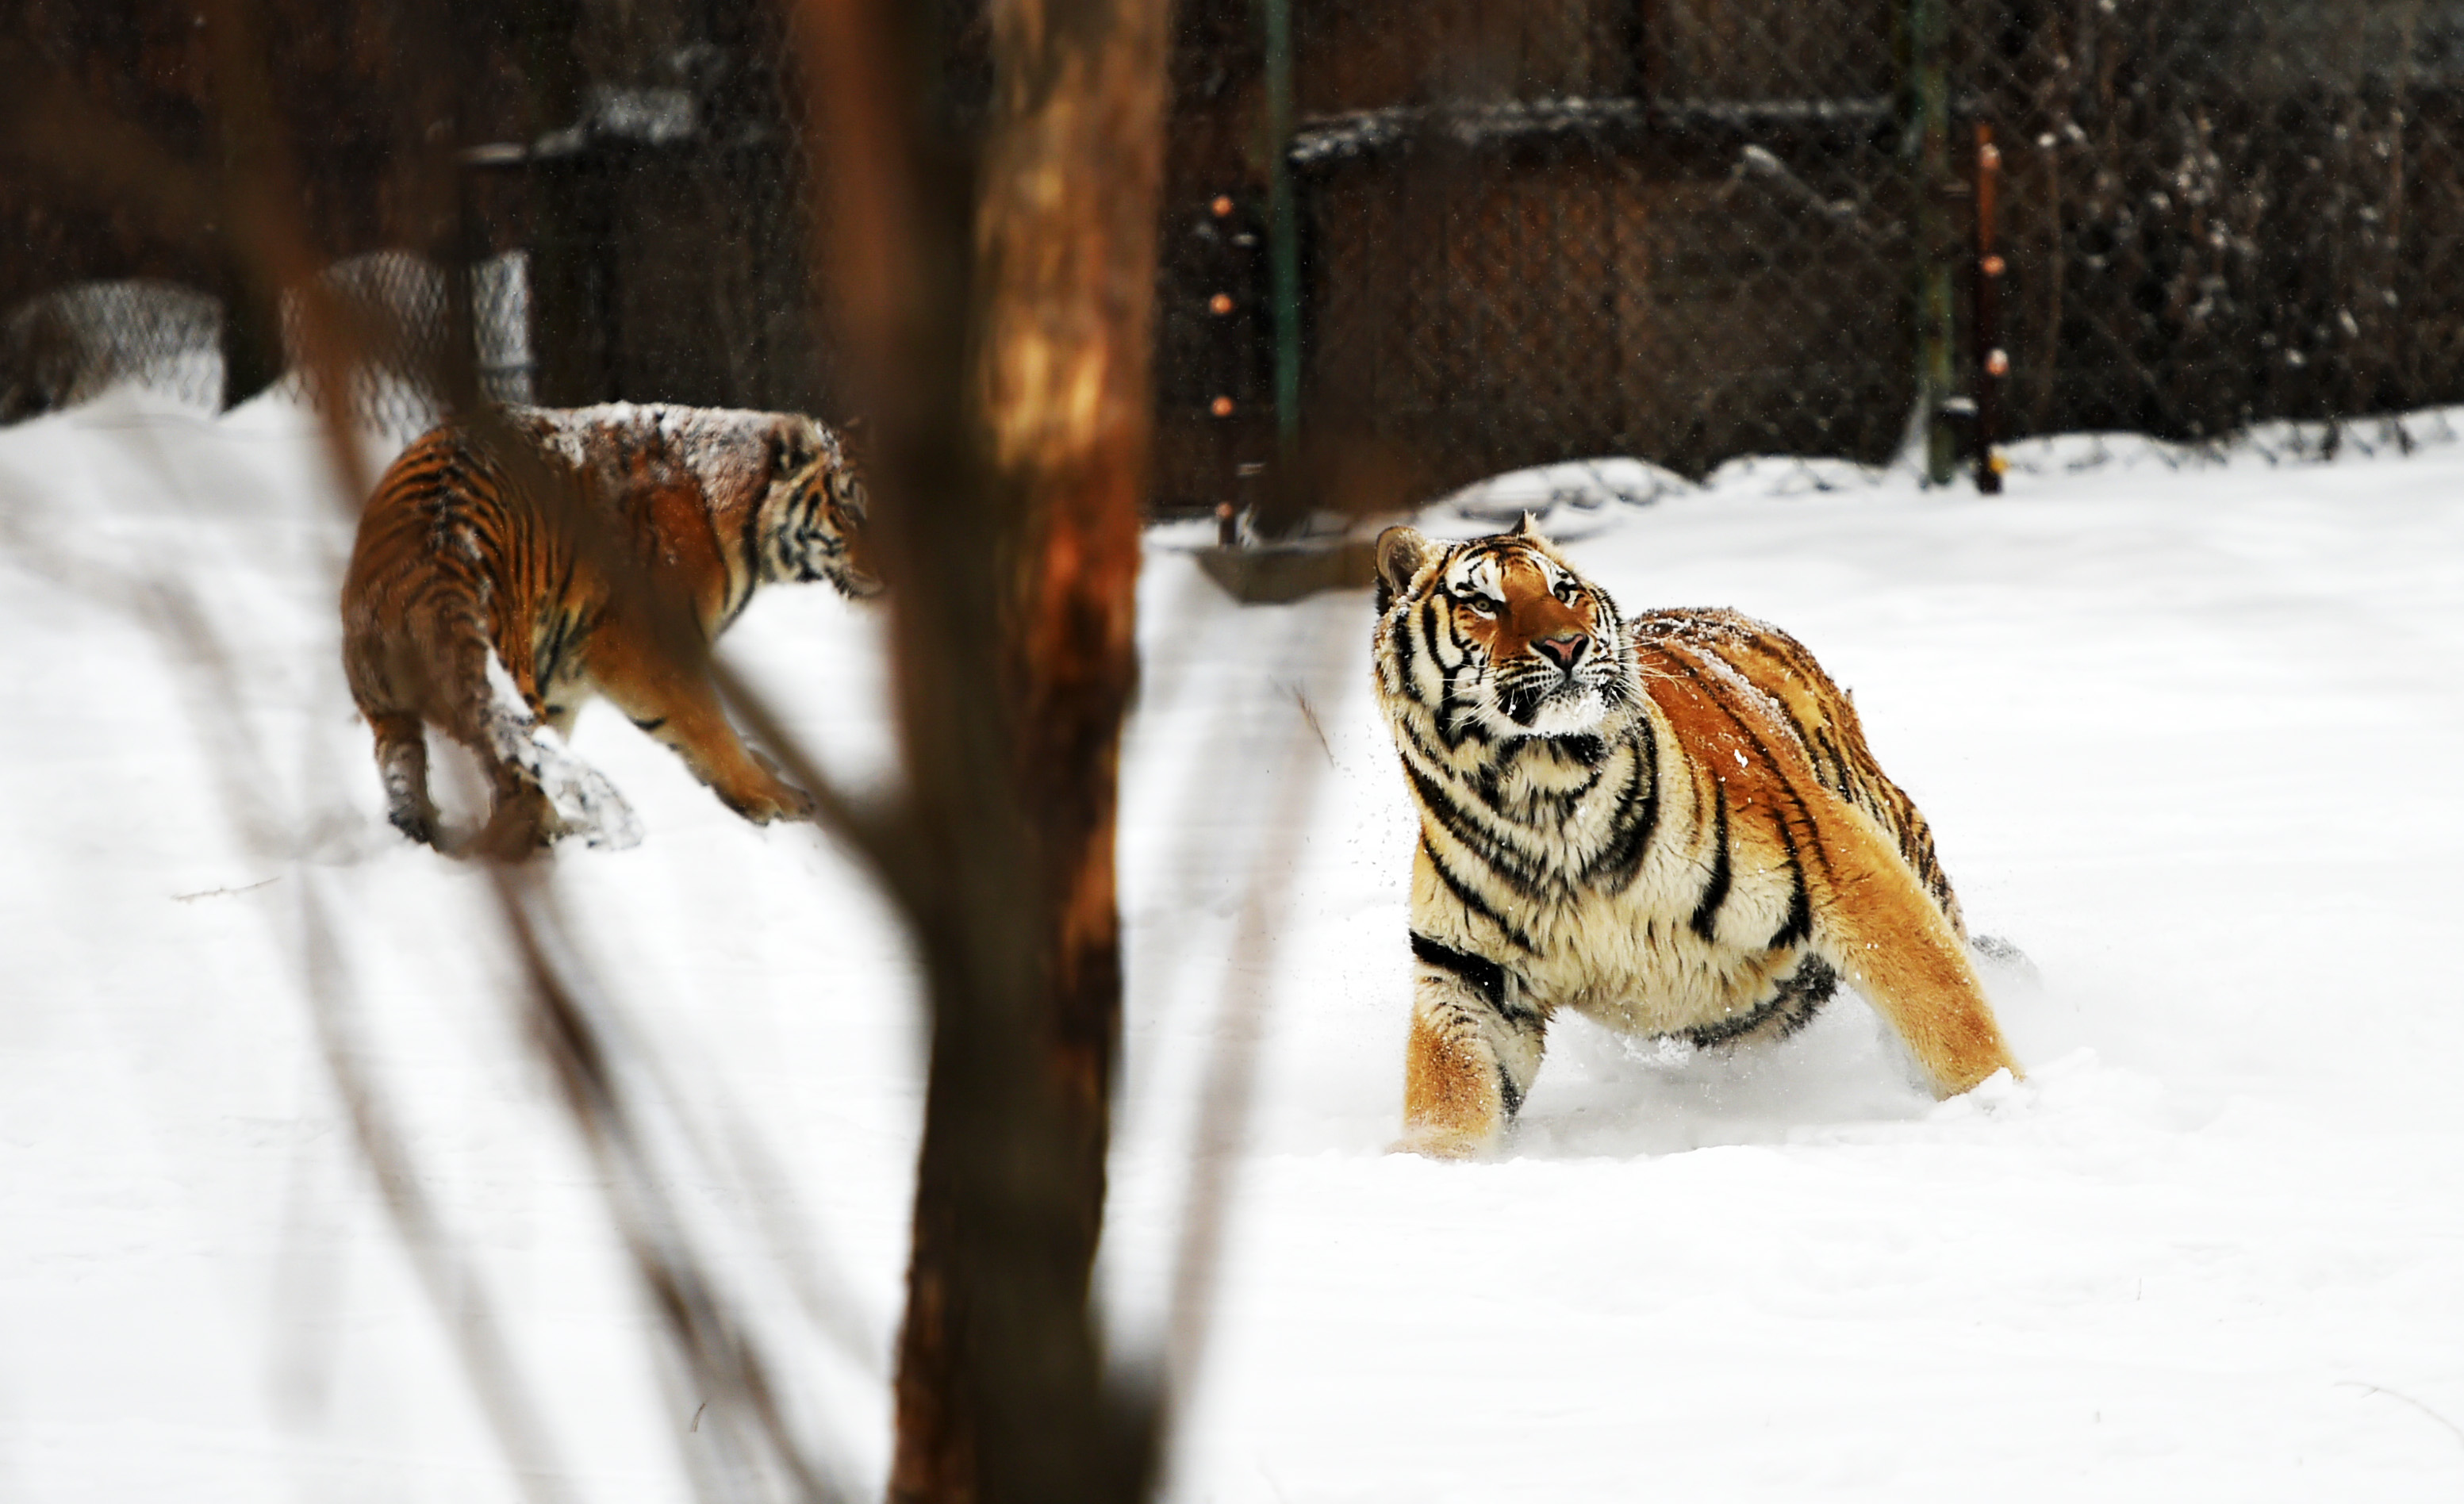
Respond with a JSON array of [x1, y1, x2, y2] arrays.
[[489, 865, 856, 1504], [297, 876, 585, 1504]]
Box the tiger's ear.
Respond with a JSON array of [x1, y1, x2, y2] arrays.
[[769, 417, 819, 480], [1375, 525, 1437, 615], [1513, 510, 1542, 538]]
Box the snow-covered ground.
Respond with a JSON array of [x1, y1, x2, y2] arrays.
[[3, 388, 2461, 1502]]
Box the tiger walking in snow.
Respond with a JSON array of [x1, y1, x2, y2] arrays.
[[1372, 518, 2017, 1157], [341, 403, 878, 857]]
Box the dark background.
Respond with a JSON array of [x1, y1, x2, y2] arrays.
[[10, 0, 2464, 513]]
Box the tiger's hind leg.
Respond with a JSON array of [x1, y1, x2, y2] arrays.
[[470, 659, 639, 854], [367, 712, 442, 847], [418, 631, 639, 857], [461, 695, 593, 859], [345, 618, 450, 850], [469, 776, 558, 861], [1810, 800, 2017, 1096]]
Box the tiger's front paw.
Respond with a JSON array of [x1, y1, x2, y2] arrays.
[[718, 769, 817, 825]]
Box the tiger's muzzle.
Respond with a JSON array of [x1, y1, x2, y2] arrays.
[[1493, 646, 1614, 731]]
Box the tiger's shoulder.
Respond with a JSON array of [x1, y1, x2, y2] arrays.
[[496, 402, 839, 501], [1629, 604, 1961, 930], [1629, 607, 1868, 754]]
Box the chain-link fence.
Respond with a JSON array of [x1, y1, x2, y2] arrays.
[[11, 1, 2464, 507], [1960, 2, 2464, 443], [1291, 2, 1909, 500], [0, 0, 831, 443], [1153, 0, 2464, 514]]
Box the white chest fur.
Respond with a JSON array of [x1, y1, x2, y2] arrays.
[[1403, 697, 1820, 1040]]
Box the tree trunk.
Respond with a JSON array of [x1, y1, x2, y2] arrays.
[[889, 3, 1169, 1498], [786, 1, 1171, 1501]]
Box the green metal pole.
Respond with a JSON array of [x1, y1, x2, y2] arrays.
[[1263, 0, 1300, 494], [1906, 0, 1956, 485]]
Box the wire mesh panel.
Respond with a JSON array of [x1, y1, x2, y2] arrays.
[[1266, 0, 1918, 501], [12, 1, 2464, 497], [521, 13, 840, 422], [0, 280, 226, 420], [1955, 0, 2464, 454], [0, 0, 828, 442], [1141, 0, 2464, 512]]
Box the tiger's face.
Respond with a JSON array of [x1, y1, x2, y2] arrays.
[[1376, 519, 1630, 738], [762, 420, 883, 598]]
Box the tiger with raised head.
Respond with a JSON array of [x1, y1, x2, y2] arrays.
[[342, 403, 879, 857], [1372, 518, 2017, 1157]]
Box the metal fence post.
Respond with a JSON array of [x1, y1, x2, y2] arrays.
[[1261, 0, 1300, 516], [1903, 0, 1956, 485]]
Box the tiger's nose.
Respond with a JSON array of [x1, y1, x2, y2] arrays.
[[1534, 631, 1590, 672]]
